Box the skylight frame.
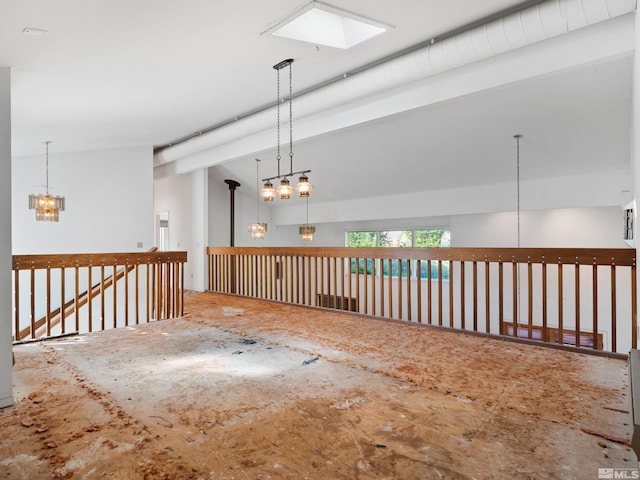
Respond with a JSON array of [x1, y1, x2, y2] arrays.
[[264, 1, 392, 49]]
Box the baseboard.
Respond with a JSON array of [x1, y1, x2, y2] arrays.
[[0, 395, 13, 409]]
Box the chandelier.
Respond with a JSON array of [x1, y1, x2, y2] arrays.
[[28, 141, 65, 222], [249, 158, 268, 239], [261, 58, 312, 201], [299, 197, 316, 241]]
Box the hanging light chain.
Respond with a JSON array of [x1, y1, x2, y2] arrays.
[[276, 67, 281, 178], [289, 61, 294, 175], [267, 59, 312, 201], [44, 140, 51, 195], [255, 158, 260, 221], [514, 133, 522, 248]]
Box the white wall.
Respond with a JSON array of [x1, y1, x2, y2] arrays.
[[154, 169, 208, 291], [12, 146, 153, 254], [0, 67, 13, 408], [214, 161, 628, 249], [452, 207, 627, 248], [262, 207, 624, 249], [271, 170, 629, 226]]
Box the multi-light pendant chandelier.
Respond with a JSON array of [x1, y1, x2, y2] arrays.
[[258, 58, 316, 241], [28, 141, 65, 222]]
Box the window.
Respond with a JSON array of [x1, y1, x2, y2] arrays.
[[346, 228, 450, 248], [346, 231, 377, 247], [346, 228, 451, 279]]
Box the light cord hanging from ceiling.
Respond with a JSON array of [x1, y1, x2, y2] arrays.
[[28, 141, 65, 222], [277, 66, 282, 178], [249, 158, 268, 239], [514, 133, 522, 248], [289, 61, 294, 175], [299, 196, 316, 241]]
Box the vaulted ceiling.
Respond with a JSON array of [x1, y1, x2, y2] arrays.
[[2, 0, 633, 204]]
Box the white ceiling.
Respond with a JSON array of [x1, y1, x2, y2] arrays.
[[2, 0, 633, 203]]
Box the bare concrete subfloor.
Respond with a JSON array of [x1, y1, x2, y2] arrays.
[[0, 291, 637, 479]]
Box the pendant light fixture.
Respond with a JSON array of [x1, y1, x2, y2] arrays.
[[262, 58, 312, 201], [28, 141, 65, 222], [299, 197, 316, 241], [249, 158, 268, 239]]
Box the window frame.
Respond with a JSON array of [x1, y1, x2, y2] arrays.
[[346, 227, 451, 279]]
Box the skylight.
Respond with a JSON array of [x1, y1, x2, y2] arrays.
[[266, 1, 390, 49]]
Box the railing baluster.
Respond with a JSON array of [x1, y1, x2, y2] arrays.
[[319, 256, 324, 306], [145, 262, 150, 323], [14, 269, 19, 341], [632, 262, 637, 350], [113, 263, 118, 328], [279, 256, 284, 302], [611, 265, 617, 352], [151, 262, 156, 320], [542, 262, 547, 343], [460, 261, 466, 330], [512, 261, 517, 339], [473, 261, 478, 331], [46, 267, 51, 337], [427, 259, 432, 325], [498, 261, 504, 335], [303, 255, 308, 304], [397, 259, 402, 320], [365, 258, 370, 315], [592, 264, 598, 349], [61, 267, 66, 335], [416, 260, 421, 323], [100, 264, 105, 330], [88, 266, 94, 332], [75, 266, 80, 332], [406, 259, 411, 321], [437, 260, 443, 326], [355, 257, 361, 312], [332, 257, 344, 308], [340, 256, 345, 310], [135, 263, 140, 325], [485, 261, 490, 334], [387, 259, 392, 319], [558, 262, 564, 346], [528, 261, 533, 339], [289, 256, 294, 303], [314, 256, 319, 306], [30, 268, 35, 339], [166, 261, 171, 317], [449, 260, 454, 328], [296, 256, 301, 304], [575, 263, 580, 347], [372, 258, 377, 316]]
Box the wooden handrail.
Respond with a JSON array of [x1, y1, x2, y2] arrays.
[[12, 249, 184, 270], [206, 246, 635, 266]]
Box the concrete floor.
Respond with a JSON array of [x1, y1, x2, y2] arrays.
[[0, 291, 637, 479]]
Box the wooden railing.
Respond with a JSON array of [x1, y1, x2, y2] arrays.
[[207, 247, 637, 354], [12, 250, 188, 342]]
